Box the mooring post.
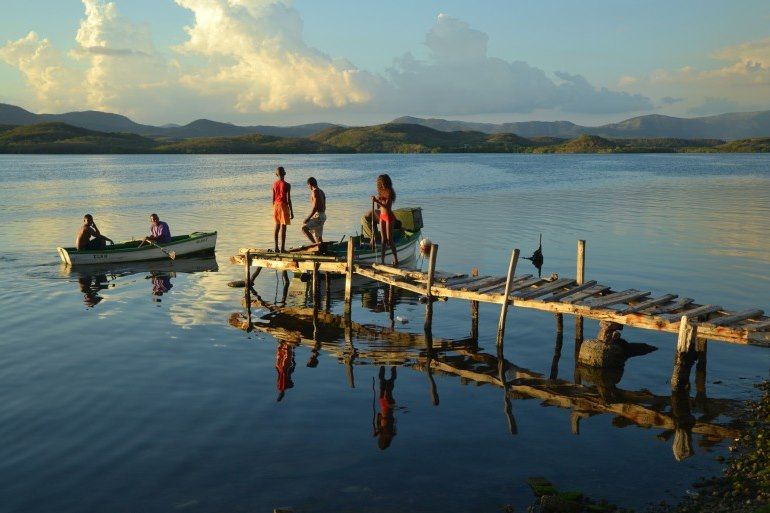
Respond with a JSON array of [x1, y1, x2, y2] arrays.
[[671, 315, 698, 390], [496, 249, 520, 347], [470, 267, 479, 343], [344, 238, 354, 319]]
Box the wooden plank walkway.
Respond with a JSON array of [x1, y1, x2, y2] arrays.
[[232, 243, 770, 347]]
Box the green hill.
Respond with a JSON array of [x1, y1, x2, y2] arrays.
[[0, 122, 156, 153], [716, 137, 770, 152], [536, 134, 617, 153], [155, 133, 338, 154], [311, 123, 536, 153]]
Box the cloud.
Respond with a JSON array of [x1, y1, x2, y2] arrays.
[[385, 14, 652, 116], [1, 3, 654, 121], [173, 0, 376, 113], [618, 75, 638, 86], [659, 96, 684, 105], [0, 31, 83, 111], [687, 96, 741, 116]]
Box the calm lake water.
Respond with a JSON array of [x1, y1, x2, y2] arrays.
[[0, 154, 769, 513]]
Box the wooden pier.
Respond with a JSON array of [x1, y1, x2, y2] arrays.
[[232, 239, 770, 348]]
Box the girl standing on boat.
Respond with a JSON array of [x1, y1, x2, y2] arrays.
[[371, 174, 398, 266]]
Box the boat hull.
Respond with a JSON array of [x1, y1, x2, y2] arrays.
[[331, 231, 420, 265], [57, 232, 217, 266]]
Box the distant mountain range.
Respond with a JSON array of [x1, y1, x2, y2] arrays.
[[3, 121, 769, 154], [2, 102, 770, 141], [0, 103, 337, 139], [391, 111, 770, 140]]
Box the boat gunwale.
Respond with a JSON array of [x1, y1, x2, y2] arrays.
[[57, 231, 217, 255]]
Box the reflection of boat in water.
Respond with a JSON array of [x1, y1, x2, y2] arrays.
[[57, 231, 217, 265], [63, 257, 218, 307], [229, 301, 744, 460]]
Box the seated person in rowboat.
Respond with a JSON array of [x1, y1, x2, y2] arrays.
[[76, 214, 113, 250], [301, 176, 326, 244], [138, 213, 171, 247]]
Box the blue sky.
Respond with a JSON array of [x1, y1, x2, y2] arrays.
[[1, 0, 769, 125]]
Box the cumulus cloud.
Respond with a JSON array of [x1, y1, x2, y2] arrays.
[[1, 3, 655, 121], [173, 0, 376, 113], [0, 31, 83, 111], [385, 14, 652, 116]]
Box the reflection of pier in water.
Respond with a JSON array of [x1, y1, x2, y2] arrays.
[[230, 279, 742, 461]]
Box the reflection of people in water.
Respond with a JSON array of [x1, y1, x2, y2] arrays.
[[78, 274, 109, 307], [275, 342, 296, 402], [373, 366, 397, 450], [151, 274, 173, 297]]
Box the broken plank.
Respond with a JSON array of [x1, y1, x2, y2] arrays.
[[620, 294, 678, 314], [704, 309, 764, 328], [662, 304, 722, 322], [516, 278, 577, 300], [581, 289, 651, 308], [544, 280, 597, 302], [646, 297, 695, 315]]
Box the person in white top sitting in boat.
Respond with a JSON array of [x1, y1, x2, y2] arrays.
[[76, 214, 113, 250], [301, 177, 326, 244], [138, 213, 172, 247]]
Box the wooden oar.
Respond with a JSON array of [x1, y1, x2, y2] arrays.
[[147, 240, 176, 260]]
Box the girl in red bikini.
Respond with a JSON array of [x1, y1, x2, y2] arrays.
[[371, 174, 399, 266]]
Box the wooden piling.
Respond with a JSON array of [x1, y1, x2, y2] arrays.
[[470, 267, 479, 342], [695, 337, 708, 403], [344, 238, 354, 305], [311, 262, 319, 306], [574, 240, 586, 367], [244, 250, 251, 306], [496, 249, 520, 347], [425, 244, 438, 298], [324, 272, 331, 312], [671, 316, 698, 390]]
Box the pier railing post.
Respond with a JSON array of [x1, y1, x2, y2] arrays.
[[671, 315, 698, 390], [344, 238, 354, 319], [496, 249, 520, 347]]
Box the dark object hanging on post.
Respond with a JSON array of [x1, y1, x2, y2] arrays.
[[523, 233, 543, 275]]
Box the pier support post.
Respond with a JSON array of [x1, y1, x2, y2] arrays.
[[244, 250, 251, 307], [671, 316, 698, 390], [550, 314, 564, 380], [311, 262, 320, 307], [496, 249, 520, 347], [324, 272, 331, 312], [470, 267, 479, 343], [344, 238, 354, 319], [425, 244, 438, 299], [575, 239, 586, 349], [695, 338, 708, 406]]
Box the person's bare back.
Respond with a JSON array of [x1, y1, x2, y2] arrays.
[[75, 224, 96, 249]]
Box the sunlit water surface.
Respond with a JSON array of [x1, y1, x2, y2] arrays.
[[0, 154, 769, 513]]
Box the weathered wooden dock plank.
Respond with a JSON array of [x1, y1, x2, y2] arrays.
[[742, 319, 770, 331], [704, 309, 764, 327], [544, 280, 597, 302], [620, 294, 678, 314], [662, 304, 722, 322], [581, 289, 651, 308], [516, 278, 576, 300], [646, 297, 695, 315], [476, 275, 532, 294]]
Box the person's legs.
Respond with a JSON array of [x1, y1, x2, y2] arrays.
[[385, 220, 398, 266], [280, 225, 287, 252], [274, 223, 280, 252], [301, 225, 315, 243], [379, 220, 387, 264]]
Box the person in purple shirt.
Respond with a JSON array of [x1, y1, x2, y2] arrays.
[[138, 213, 171, 247]]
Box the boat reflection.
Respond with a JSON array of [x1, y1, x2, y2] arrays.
[[229, 292, 744, 461], [61, 257, 218, 307]]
